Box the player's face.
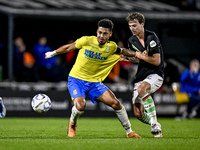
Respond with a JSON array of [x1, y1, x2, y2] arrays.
[[97, 27, 112, 45], [128, 19, 144, 36], [190, 61, 199, 73]]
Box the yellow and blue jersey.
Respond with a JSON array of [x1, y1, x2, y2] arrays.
[[69, 36, 121, 82]]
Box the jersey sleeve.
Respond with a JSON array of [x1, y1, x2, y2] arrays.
[[110, 41, 121, 54], [147, 35, 161, 54], [75, 36, 89, 49], [115, 46, 123, 54]]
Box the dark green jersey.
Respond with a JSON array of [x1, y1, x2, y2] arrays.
[[128, 30, 164, 83]]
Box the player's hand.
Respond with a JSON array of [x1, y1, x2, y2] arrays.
[[119, 54, 127, 61], [136, 50, 148, 59], [143, 50, 148, 56], [135, 51, 142, 59], [45, 50, 57, 59]]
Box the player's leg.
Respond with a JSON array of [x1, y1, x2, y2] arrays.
[[133, 103, 151, 125], [137, 81, 158, 125], [97, 90, 141, 138], [137, 74, 163, 137], [67, 76, 86, 137], [0, 97, 6, 118], [68, 97, 85, 137], [132, 82, 151, 125], [70, 97, 85, 124]]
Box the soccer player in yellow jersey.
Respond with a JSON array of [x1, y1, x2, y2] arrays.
[[45, 19, 140, 138]]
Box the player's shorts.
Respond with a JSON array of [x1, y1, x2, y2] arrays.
[[68, 76, 109, 104], [132, 74, 163, 104]]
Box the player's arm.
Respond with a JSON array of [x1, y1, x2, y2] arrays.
[[135, 52, 160, 66], [116, 46, 139, 63], [115, 46, 136, 57], [45, 42, 76, 59], [123, 56, 139, 63], [121, 48, 136, 57], [139, 34, 161, 66]]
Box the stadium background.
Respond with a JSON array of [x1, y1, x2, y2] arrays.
[[0, 0, 200, 117]]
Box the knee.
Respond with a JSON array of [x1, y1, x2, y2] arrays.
[[111, 99, 121, 110], [74, 98, 86, 111], [137, 85, 146, 98]]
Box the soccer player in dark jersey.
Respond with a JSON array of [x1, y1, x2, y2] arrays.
[[123, 12, 164, 137]]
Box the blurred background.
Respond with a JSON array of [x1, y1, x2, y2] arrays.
[[0, 0, 199, 118]]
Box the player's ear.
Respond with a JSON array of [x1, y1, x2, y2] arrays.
[[96, 29, 98, 35], [109, 31, 112, 37]]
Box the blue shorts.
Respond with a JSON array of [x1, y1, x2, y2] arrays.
[[68, 76, 109, 104]]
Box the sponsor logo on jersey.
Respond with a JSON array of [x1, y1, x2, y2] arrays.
[[144, 104, 152, 109], [150, 40, 156, 47], [84, 49, 107, 60]]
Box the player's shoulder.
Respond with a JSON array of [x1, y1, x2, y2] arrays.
[[79, 35, 96, 40], [145, 29, 156, 35], [76, 36, 97, 45], [128, 35, 137, 42], [108, 40, 117, 45], [145, 30, 158, 39], [106, 40, 117, 49], [145, 29, 160, 44]]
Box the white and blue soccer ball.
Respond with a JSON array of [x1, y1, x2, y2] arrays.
[[31, 93, 51, 113]]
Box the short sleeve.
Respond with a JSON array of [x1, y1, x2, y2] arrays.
[[109, 41, 119, 54], [147, 35, 160, 54], [75, 36, 88, 49]]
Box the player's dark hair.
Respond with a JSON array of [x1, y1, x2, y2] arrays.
[[126, 12, 145, 24], [98, 19, 114, 31]]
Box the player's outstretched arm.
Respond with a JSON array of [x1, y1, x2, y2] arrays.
[[121, 48, 136, 57], [45, 42, 76, 59]]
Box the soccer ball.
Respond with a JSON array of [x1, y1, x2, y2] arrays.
[[31, 93, 51, 113]]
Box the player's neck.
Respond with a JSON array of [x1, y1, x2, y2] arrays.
[[136, 28, 144, 40]]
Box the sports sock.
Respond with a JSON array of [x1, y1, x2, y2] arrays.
[[70, 106, 84, 124], [142, 93, 157, 124], [138, 111, 151, 125], [115, 105, 133, 134]]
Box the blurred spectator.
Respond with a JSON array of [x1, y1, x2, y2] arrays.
[[107, 62, 127, 84], [13, 37, 38, 82], [33, 36, 68, 82], [180, 59, 200, 119]]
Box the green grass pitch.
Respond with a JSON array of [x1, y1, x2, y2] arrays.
[[0, 117, 200, 150]]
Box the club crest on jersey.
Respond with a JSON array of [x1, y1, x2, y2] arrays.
[[150, 40, 156, 48], [73, 89, 77, 95], [105, 46, 110, 53]]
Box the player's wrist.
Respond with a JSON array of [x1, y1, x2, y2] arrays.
[[52, 50, 57, 55], [45, 50, 57, 59], [121, 48, 124, 54]]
